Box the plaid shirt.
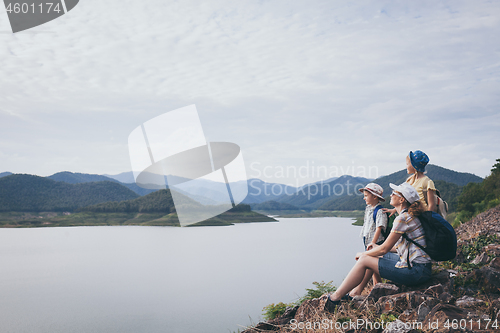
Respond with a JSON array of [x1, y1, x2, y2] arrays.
[[392, 211, 431, 268], [360, 204, 387, 245]]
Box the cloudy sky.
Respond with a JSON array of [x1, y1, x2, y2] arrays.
[[1, 0, 499, 186]]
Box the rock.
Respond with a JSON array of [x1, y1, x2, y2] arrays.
[[438, 292, 455, 304], [351, 295, 367, 308], [424, 284, 444, 297], [377, 293, 413, 314], [368, 283, 400, 301], [490, 257, 500, 269], [417, 302, 431, 322], [476, 266, 500, 293], [483, 244, 500, 256], [471, 252, 490, 265], [268, 305, 299, 326], [294, 297, 325, 322], [454, 250, 466, 264], [455, 295, 485, 307], [398, 309, 416, 322], [376, 291, 439, 315], [241, 321, 279, 333], [423, 304, 469, 332]]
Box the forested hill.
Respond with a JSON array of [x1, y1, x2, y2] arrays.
[[48, 171, 118, 184], [47, 171, 157, 196], [81, 189, 177, 213], [426, 164, 482, 186], [317, 166, 479, 212], [0, 174, 139, 212], [373, 164, 482, 190]]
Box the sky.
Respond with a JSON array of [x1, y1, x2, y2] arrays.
[[1, 0, 499, 187]]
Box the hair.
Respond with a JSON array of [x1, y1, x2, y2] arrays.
[[408, 200, 425, 216], [395, 190, 425, 216]]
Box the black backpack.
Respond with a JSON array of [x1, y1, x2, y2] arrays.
[[402, 211, 457, 266]]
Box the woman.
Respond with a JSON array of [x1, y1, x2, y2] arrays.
[[321, 182, 432, 310]]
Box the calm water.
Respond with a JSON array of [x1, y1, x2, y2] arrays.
[[0, 217, 362, 333]]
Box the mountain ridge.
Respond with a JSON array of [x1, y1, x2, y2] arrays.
[[0, 174, 139, 212]]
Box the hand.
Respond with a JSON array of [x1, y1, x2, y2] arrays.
[[366, 243, 379, 251], [383, 208, 396, 217], [355, 252, 364, 261]]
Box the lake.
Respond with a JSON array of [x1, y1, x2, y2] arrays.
[[0, 217, 362, 333]]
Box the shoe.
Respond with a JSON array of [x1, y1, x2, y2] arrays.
[[341, 294, 353, 301], [323, 294, 340, 313]]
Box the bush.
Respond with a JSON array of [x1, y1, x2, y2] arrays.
[[298, 281, 337, 304], [460, 234, 498, 261], [262, 302, 294, 320], [262, 281, 337, 320]]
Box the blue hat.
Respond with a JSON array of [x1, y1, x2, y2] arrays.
[[409, 150, 429, 172]]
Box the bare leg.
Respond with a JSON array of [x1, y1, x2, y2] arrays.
[[350, 269, 373, 296], [372, 271, 382, 285], [329, 254, 380, 301]]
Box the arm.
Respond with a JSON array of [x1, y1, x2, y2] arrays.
[[360, 231, 402, 259], [427, 189, 437, 212], [382, 207, 397, 217], [369, 226, 383, 247]]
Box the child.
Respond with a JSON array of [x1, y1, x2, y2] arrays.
[[386, 150, 437, 215], [405, 150, 437, 212], [349, 183, 387, 296]]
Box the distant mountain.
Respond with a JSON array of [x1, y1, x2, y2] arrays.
[[242, 179, 298, 204], [0, 172, 13, 178], [0, 174, 139, 212], [370, 165, 482, 193], [250, 164, 483, 212], [104, 171, 135, 183], [48, 171, 118, 184], [55, 171, 233, 204], [425, 164, 482, 186], [275, 175, 371, 209], [48, 171, 157, 197], [317, 165, 480, 211]]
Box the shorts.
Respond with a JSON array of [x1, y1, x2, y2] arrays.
[[378, 252, 432, 286]]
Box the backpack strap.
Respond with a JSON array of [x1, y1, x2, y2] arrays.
[[401, 233, 426, 269], [399, 209, 427, 269], [372, 205, 382, 224], [372, 205, 386, 240]]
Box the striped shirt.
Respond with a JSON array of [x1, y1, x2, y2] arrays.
[[391, 211, 431, 268]]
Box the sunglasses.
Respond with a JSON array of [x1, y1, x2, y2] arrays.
[[391, 191, 403, 198]]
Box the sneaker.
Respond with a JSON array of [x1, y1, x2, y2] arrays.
[[323, 294, 340, 313]]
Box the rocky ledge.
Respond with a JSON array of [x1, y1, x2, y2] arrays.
[[241, 205, 500, 333]]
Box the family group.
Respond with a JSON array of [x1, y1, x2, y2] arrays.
[[322, 150, 452, 310]]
